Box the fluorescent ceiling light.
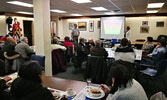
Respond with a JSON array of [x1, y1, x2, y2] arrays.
[[147, 10, 158, 13], [91, 7, 107, 11], [50, 9, 66, 13], [71, 14, 83, 16], [7, 1, 33, 7], [16, 11, 33, 15], [105, 12, 115, 15], [71, 0, 92, 3], [147, 3, 164, 8]]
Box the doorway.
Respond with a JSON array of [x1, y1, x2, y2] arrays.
[[23, 20, 32, 46]]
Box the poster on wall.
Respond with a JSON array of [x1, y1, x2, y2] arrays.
[[89, 20, 94, 32], [69, 22, 76, 30], [97, 20, 101, 29], [156, 21, 164, 27], [142, 21, 148, 25], [140, 26, 149, 33], [78, 22, 87, 31]]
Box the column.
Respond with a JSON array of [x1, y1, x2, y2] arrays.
[[33, 0, 52, 76]]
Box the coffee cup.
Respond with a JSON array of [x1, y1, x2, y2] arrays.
[[66, 88, 74, 96]]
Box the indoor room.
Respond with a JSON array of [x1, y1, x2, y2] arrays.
[[0, 0, 167, 100]]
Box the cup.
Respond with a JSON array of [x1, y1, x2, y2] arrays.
[[66, 88, 74, 96], [86, 79, 91, 89]]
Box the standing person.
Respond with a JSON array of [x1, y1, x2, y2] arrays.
[[124, 26, 130, 40], [71, 24, 80, 45]]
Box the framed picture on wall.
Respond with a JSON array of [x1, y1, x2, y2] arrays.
[[142, 21, 148, 25], [140, 26, 149, 33], [89, 20, 94, 32], [69, 22, 76, 30], [78, 22, 87, 31], [156, 21, 164, 27], [97, 20, 101, 29]]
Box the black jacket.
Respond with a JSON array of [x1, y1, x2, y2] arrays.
[[0, 79, 10, 100], [11, 77, 54, 100]]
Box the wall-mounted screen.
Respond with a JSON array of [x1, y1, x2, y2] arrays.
[[100, 17, 125, 39]]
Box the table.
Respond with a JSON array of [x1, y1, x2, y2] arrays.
[[41, 75, 87, 94], [131, 41, 158, 45], [105, 48, 143, 61]]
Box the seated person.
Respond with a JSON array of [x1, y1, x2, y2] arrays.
[[51, 37, 66, 51], [0, 34, 9, 42], [100, 64, 148, 100], [0, 36, 19, 60], [90, 40, 108, 58], [142, 37, 154, 54], [148, 39, 166, 57], [115, 38, 135, 63], [15, 37, 34, 59], [62, 36, 73, 48], [11, 61, 54, 100], [85, 38, 95, 53], [62, 36, 74, 63], [74, 38, 88, 69], [0, 76, 12, 100]]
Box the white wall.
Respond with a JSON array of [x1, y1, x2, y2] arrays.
[[0, 15, 7, 35], [126, 16, 167, 41], [58, 16, 167, 42], [61, 18, 100, 40]]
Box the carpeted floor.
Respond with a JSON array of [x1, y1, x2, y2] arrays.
[[53, 62, 87, 82]]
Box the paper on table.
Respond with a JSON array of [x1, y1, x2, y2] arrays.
[[47, 87, 66, 100]]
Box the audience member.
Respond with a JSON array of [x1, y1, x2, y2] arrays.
[[11, 61, 54, 100], [142, 37, 154, 54], [76, 38, 88, 69], [71, 24, 80, 45], [0, 76, 12, 100], [115, 38, 135, 63], [51, 37, 66, 51], [148, 39, 166, 57], [100, 64, 148, 100], [15, 37, 34, 59], [62, 36, 73, 48], [85, 38, 95, 53], [0, 35, 9, 42], [90, 40, 108, 58], [62, 36, 74, 63], [0, 36, 19, 60]]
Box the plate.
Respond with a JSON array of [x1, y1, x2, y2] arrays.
[[85, 88, 105, 99], [66, 91, 76, 97]]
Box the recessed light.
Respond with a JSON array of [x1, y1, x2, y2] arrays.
[[71, 0, 92, 3], [16, 11, 33, 15], [105, 12, 115, 15], [147, 3, 164, 8], [91, 7, 108, 11], [71, 14, 83, 16], [7, 1, 33, 7], [147, 10, 158, 13], [50, 9, 66, 13]]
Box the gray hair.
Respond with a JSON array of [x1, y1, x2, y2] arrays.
[[21, 37, 28, 42], [95, 40, 101, 47]]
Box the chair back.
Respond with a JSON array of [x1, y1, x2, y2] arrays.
[[156, 59, 167, 76], [31, 55, 45, 68], [52, 49, 66, 74], [85, 56, 108, 84]]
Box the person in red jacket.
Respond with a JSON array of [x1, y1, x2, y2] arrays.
[[62, 36, 73, 48]]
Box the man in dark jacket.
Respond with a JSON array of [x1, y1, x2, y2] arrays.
[[77, 38, 88, 69]]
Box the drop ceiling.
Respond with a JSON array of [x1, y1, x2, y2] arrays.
[[0, 0, 167, 17]]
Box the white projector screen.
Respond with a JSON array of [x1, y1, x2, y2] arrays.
[[100, 17, 125, 39]]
